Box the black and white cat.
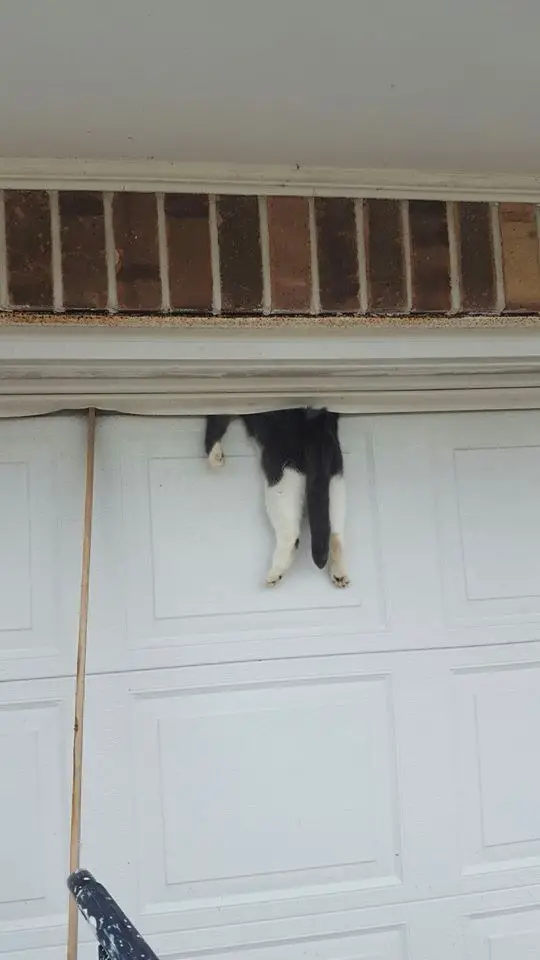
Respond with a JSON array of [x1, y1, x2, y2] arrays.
[[205, 409, 350, 588]]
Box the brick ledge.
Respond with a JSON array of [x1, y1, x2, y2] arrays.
[[3, 312, 540, 330]]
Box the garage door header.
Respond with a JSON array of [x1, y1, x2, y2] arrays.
[[1, 325, 540, 417]]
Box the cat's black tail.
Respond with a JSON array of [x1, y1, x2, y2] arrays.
[[305, 409, 335, 569]]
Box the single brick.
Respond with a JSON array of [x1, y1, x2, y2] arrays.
[[217, 196, 263, 312], [365, 199, 406, 312], [499, 203, 540, 311], [409, 200, 451, 312], [59, 192, 107, 309], [165, 194, 212, 311], [5, 190, 53, 307], [457, 203, 496, 312], [113, 193, 161, 311], [315, 197, 359, 312], [267, 196, 311, 312]]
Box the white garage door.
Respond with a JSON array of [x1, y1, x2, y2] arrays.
[[3, 411, 540, 960], [0, 415, 87, 960]]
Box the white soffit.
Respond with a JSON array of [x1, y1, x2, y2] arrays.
[[0, 0, 539, 184]]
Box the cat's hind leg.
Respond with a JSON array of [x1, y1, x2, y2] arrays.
[[328, 474, 350, 588], [205, 415, 231, 468], [264, 468, 305, 586]]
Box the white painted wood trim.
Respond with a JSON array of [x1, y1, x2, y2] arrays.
[[308, 197, 321, 315], [491, 202, 506, 313], [447, 201, 462, 314], [103, 192, 118, 312], [156, 192, 171, 312], [355, 199, 368, 314], [1, 158, 540, 202], [49, 190, 64, 312], [258, 196, 271, 315], [401, 200, 413, 312], [2, 326, 540, 416], [208, 195, 222, 315]]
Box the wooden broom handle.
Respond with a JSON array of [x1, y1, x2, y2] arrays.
[[67, 408, 97, 960]]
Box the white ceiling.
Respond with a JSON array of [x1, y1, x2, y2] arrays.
[[1, 0, 539, 175]]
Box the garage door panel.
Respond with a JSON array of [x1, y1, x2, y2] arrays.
[[146, 902, 415, 960], [141, 445, 367, 621], [0, 416, 85, 681], [133, 673, 400, 910], [371, 411, 540, 649], [0, 461, 32, 632], [88, 411, 540, 668], [87, 417, 386, 672], [82, 660, 404, 934], [0, 678, 74, 955], [366, 417, 443, 644], [465, 899, 540, 960], [469, 912, 540, 960], [429, 413, 540, 629], [453, 660, 540, 885], [154, 924, 408, 960], [450, 446, 540, 603]]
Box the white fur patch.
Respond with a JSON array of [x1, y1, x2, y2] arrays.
[[329, 474, 346, 536], [329, 533, 350, 587], [264, 468, 305, 585], [329, 475, 350, 587], [208, 441, 225, 468]]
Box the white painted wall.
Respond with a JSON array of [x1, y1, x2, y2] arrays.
[[2, 0, 539, 173]]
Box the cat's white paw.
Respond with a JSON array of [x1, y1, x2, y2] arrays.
[[265, 569, 284, 587], [331, 570, 351, 588], [208, 442, 225, 468], [328, 533, 349, 588]]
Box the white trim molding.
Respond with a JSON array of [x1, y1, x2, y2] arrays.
[[2, 325, 540, 417], [1, 158, 540, 202]]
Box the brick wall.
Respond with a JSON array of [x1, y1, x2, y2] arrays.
[[2, 191, 540, 318]]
